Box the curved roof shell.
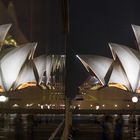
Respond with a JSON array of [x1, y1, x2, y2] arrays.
[[78, 24, 140, 93], [0, 24, 65, 92]]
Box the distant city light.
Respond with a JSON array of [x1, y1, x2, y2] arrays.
[[96, 106, 99, 110], [26, 103, 33, 107], [41, 105, 44, 109], [13, 104, 19, 107], [47, 105, 50, 109], [132, 96, 138, 103], [102, 104, 105, 107]]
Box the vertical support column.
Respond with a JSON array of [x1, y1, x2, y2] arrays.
[[61, 98, 71, 140], [61, 0, 74, 139]]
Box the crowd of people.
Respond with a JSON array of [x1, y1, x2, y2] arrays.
[[0, 113, 139, 140], [0, 113, 58, 140], [101, 114, 139, 140]]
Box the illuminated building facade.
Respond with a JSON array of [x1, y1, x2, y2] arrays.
[[77, 25, 140, 93]]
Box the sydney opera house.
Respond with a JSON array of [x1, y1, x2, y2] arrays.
[[1, 1, 140, 140], [0, 23, 65, 109], [76, 24, 140, 110], [1, 23, 140, 110]]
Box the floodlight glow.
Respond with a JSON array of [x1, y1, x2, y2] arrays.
[[47, 105, 50, 109], [76, 55, 79, 58], [132, 96, 138, 103], [13, 104, 19, 107], [41, 105, 44, 109], [96, 106, 99, 110], [0, 95, 8, 102]]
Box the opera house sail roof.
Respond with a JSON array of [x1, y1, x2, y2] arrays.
[[77, 24, 140, 93], [0, 24, 65, 92]]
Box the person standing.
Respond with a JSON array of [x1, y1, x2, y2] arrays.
[[114, 115, 124, 140], [14, 114, 24, 140]]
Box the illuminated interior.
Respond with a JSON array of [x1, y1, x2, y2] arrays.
[[0, 23, 65, 93], [108, 83, 128, 91], [17, 82, 37, 90]]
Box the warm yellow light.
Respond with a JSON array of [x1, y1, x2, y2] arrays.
[[17, 82, 36, 90], [96, 105, 99, 110], [108, 83, 127, 90], [0, 86, 4, 92], [90, 84, 102, 90], [136, 88, 140, 93], [4, 35, 17, 47]]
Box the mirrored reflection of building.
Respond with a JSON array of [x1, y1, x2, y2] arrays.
[[0, 24, 65, 109], [76, 25, 140, 110]]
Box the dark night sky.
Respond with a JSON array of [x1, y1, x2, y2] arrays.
[[11, 0, 140, 55], [7, 0, 140, 98], [12, 0, 140, 55], [44, 0, 140, 98], [69, 0, 140, 56], [68, 0, 140, 97]]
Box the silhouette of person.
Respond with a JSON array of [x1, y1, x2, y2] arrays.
[[101, 115, 113, 140], [129, 115, 136, 133], [27, 114, 35, 140], [114, 115, 124, 140], [14, 114, 24, 140]]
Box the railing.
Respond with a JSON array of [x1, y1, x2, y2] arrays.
[[0, 108, 140, 114], [48, 120, 64, 140]]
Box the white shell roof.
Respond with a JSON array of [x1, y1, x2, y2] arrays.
[[78, 24, 140, 93], [34, 55, 46, 84], [0, 23, 66, 92], [13, 61, 36, 89], [109, 43, 140, 92], [0, 43, 37, 91], [132, 24, 140, 50], [78, 55, 113, 85], [109, 61, 130, 90], [0, 24, 11, 42], [46, 55, 53, 84]]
